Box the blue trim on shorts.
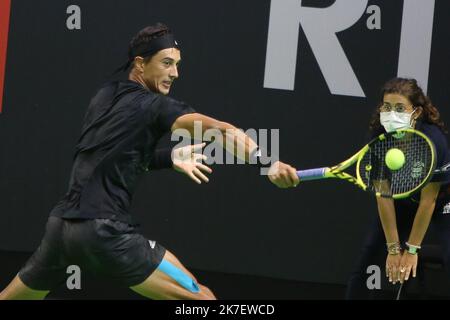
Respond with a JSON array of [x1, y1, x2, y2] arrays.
[[157, 259, 200, 293]]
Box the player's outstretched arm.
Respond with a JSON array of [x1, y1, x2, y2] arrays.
[[172, 113, 299, 188]]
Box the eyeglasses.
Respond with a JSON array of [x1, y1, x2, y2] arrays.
[[380, 103, 414, 113]]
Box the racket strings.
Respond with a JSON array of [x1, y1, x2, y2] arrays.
[[360, 132, 433, 197]]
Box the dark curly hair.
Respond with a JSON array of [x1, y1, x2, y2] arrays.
[[369, 78, 447, 133], [128, 23, 171, 66]]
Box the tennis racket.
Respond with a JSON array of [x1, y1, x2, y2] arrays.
[[296, 129, 437, 199]]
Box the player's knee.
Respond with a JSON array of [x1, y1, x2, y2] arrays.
[[181, 284, 215, 300], [155, 259, 216, 300], [198, 285, 216, 300]]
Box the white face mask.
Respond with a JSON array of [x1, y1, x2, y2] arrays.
[[380, 110, 416, 133]]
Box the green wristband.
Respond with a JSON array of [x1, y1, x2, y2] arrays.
[[405, 242, 420, 255]]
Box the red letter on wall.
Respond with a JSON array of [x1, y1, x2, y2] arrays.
[[0, 0, 11, 113]]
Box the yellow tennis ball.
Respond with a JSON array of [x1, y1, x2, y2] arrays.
[[385, 148, 405, 170]]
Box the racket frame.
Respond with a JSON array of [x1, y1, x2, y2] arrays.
[[296, 129, 437, 199]]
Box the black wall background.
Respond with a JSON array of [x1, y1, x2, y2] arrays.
[[0, 0, 449, 286]]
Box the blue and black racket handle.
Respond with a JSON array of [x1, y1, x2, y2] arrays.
[[296, 168, 328, 181]]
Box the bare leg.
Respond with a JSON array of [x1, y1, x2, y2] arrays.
[[0, 275, 49, 300], [130, 250, 216, 300]]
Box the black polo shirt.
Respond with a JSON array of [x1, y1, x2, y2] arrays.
[[50, 80, 195, 224]]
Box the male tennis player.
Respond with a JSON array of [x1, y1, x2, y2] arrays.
[[0, 23, 299, 300]]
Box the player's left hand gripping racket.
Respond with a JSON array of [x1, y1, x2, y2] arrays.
[[296, 129, 437, 199]]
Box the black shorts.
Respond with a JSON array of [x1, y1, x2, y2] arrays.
[[18, 217, 166, 290]]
